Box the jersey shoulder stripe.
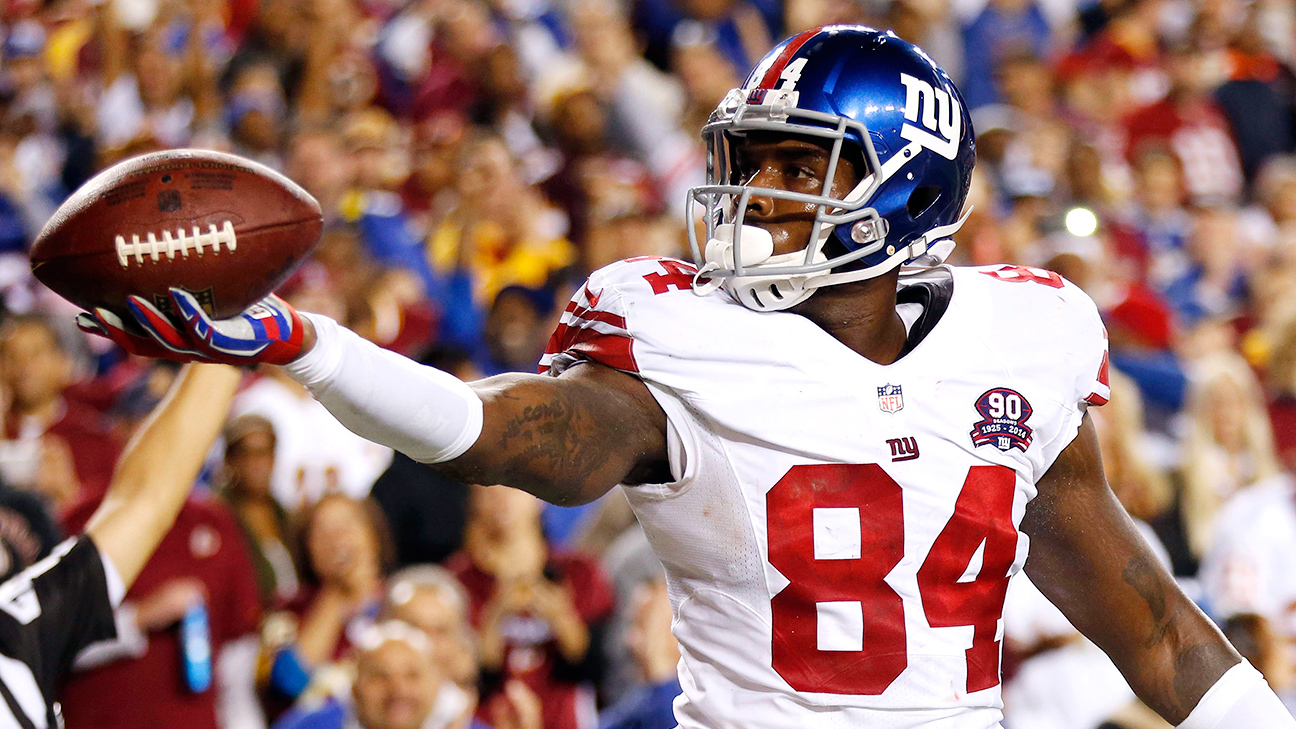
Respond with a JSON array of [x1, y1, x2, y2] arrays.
[[541, 257, 700, 375]]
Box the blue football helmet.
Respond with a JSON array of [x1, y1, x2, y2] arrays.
[[687, 25, 976, 311]]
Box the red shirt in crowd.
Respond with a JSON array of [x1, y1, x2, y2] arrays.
[[1124, 97, 1244, 203], [449, 549, 614, 729], [5, 398, 122, 504], [58, 496, 263, 729]]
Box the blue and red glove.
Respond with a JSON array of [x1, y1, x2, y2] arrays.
[[76, 306, 199, 362], [79, 288, 308, 366]]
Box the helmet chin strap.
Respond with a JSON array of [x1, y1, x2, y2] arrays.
[[809, 206, 972, 288], [694, 223, 832, 311]]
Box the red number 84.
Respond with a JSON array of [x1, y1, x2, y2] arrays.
[[767, 463, 1017, 696]]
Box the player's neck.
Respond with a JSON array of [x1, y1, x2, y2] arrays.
[[791, 270, 908, 365]]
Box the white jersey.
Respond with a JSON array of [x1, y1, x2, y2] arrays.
[[542, 257, 1109, 729]]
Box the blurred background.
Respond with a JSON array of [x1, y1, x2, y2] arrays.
[[1, 0, 1296, 727]]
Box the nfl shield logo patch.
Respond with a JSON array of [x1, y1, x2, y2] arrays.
[[877, 384, 904, 414]]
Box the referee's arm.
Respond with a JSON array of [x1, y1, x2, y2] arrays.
[[85, 363, 241, 588]]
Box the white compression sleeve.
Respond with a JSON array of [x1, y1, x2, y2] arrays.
[[1178, 660, 1296, 728], [284, 313, 484, 463]]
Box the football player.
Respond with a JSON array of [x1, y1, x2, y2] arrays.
[[86, 26, 1294, 729]]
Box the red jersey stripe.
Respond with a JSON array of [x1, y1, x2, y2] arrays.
[[543, 323, 639, 373], [564, 301, 628, 329], [569, 333, 638, 373]]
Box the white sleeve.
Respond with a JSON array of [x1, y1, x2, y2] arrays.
[[283, 314, 483, 463], [1178, 661, 1296, 728], [99, 548, 126, 608], [71, 602, 149, 670]]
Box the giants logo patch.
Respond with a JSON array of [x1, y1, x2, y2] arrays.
[[887, 436, 919, 462], [900, 73, 961, 161], [970, 388, 1033, 452]]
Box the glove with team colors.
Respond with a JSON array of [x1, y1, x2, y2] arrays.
[[123, 288, 306, 366], [76, 306, 199, 362]]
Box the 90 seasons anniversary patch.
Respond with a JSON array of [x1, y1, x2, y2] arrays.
[[969, 388, 1033, 453]]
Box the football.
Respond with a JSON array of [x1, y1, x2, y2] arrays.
[[30, 149, 322, 320]]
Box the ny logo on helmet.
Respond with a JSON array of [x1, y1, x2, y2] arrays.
[[899, 73, 961, 161]]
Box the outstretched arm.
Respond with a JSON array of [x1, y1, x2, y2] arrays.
[[85, 364, 241, 588], [287, 314, 668, 505], [1023, 414, 1293, 726], [83, 295, 670, 505], [449, 363, 670, 504]]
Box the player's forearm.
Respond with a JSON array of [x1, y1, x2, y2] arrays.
[[1025, 483, 1240, 721], [1091, 586, 1239, 723], [1025, 417, 1248, 723], [1041, 567, 1244, 723], [284, 314, 648, 505], [1089, 577, 1296, 727], [86, 364, 240, 588]]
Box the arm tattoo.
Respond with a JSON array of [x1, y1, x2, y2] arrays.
[[1122, 552, 1238, 718], [490, 390, 619, 499], [1122, 552, 1179, 649]]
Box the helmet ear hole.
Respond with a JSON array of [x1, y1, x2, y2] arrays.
[[906, 186, 941, 218]]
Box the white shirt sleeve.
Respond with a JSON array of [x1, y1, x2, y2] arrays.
[[216, 635, 266, 729], [71, 602, 149, 670], [99, 549, 126, 608]]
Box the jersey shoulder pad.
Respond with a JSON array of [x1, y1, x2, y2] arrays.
[[540, 257, 701, 376], [591, 256, 701, 299], [961, 264, 1110, 407]]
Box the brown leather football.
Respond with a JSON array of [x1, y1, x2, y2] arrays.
[[30, 149, 322, 320]]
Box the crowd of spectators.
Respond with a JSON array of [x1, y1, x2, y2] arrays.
[[1, 0, 1296, 726]]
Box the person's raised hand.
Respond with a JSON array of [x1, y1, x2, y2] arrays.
[[490, 680, 543, 729], [135, 578, 206, 632]]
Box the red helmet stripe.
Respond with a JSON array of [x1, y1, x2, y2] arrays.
[[757, 29, 821, 89]]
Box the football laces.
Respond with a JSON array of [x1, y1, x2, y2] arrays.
[[115, 221, 237, 267]]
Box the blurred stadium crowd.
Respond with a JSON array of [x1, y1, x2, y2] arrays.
[[2, 0, 1296, 726]]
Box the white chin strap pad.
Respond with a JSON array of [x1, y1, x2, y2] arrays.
[[700, 224, 826, 311], [725, 267, 817, 311], [705, 224, 774, 269]]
